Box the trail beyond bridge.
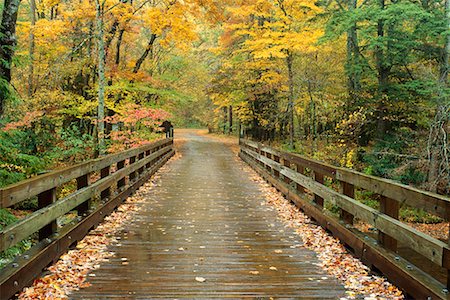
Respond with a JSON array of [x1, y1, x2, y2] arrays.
[[70, 129, 345, 299]]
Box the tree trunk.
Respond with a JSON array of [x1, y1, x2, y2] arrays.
[[346, 0, 360, 104], [286, 51, 295, 148], [115, 28, 125, 66], [0, 0, 21, 118], [104, 20, 119, 57], [375, 0, 389, 137], [228, 105, 233, 134], [133, 33, 157, 73], [28, 0, 36, 97], [307, 80, 317, 152], [427, 0, 450, 193], [95, 0, 106, 155], [223, 106, 227, 134]]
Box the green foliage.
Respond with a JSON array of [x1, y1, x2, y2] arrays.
[[0, 209, 32, 269], [0, 131, 46, 188], [45, 126, 95, 164], [361, 128, 423, 184], [400, 207, 443, 224]]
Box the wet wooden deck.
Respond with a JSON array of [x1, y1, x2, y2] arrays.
[[70, 130, 345, 299]]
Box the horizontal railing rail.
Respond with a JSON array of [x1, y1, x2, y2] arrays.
[[0, 138, 175, 300], [239, 138, 450, 300]]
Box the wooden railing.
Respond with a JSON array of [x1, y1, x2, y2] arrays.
[[0, 138, 175, 300], [240, 138, 450, 300]]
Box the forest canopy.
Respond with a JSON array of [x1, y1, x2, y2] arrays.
[[0, 0, 449, 195]]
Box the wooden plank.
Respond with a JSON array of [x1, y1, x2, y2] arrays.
[[313, 172, 324, 208], [117, 160, 126, 190], [100, 166, 111, 201], [336, 168, 450, 220], [241, 147, 450, 267], [295, 164, 306, 194], [379, 196, 399, 251], [38, 188, 57, 241], [76, 174, 91, 216], [0, 138, 171, 208], [339, 181, 354, 225], [0, 146, 172, 252], [129, 156, 137, 182]]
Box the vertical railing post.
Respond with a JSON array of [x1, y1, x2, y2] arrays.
[[339, 181, 355, 225], [145, 150, 151, 169], [38, 188, 57, 241], [295, 163, 306, 195], [100, 166, 111, 201], [273, 154, 280, 178], [138, 152, 145, 176], [378, 196, 399, 251], [76, 174, 91, 216], [313, 171, 324, 208], [282, 157, 291, 185], [129, 156, 136, 182], [117, 160, 126, 191]]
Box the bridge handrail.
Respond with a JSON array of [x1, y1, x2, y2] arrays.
[[241, 139, 450, 219], [0, 138, 171, 208], [0, 137, 175, 300], [240, 138, 450, 299]]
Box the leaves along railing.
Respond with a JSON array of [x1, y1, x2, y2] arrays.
[[239, 138, 450, 300], [0, 138, 174, 300]]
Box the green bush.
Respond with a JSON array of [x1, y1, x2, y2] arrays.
[[0, 209, 32, 269]]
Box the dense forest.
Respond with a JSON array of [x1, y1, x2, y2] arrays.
[[0, 0, 448, 206]]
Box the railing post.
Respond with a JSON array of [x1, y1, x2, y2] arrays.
[[282, 157, 291, 185], [129, 156, 136, 182], [117, 160, 126, 191], [145, 150, 151, 169], [378, 196, 399, 251], [313, 172, 324, 208], [295, 163, 306, 195], [339, 181, 354, 225], [273, 154, 280, 178], [76, 174, 91, 216], [38, 188, 57, 241], [100, 166, 111, 201], [138, 152, 145, 176]]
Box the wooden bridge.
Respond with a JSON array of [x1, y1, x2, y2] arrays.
[[1, 130, 450, 299]]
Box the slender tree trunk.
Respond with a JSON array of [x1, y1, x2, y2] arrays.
[[223, 106, 227, 134], [375, 0, 390, 137], [346, 0, 360, 105], [286, 51, 295, 148], [28, 0, 36, 97], [0, 0, 21, 118], [307, 80, 317, 152], [115, 28, 125, 66], [228, 105, 233, 134], [95, 0, 106, 155], [104, 20, 119, 57], [133, 33, 157, 73]]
